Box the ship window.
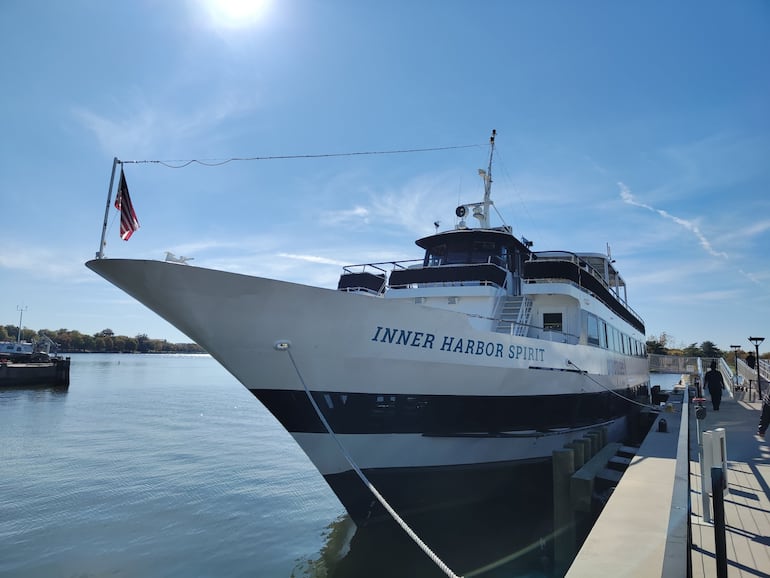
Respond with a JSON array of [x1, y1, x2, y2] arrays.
[[587, 314, 600, 346], [543, 313, 562, 332], [425, 244, 447, 267], [446, 244, 470, 264], [600, 321, 608, 349], [471, 241, 499, 264]]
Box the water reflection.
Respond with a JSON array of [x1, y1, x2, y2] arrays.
[[301, 491, 555, 578], [0, 386, 69, 400]]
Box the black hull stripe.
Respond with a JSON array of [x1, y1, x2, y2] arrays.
[[323, 459, 554, 526], [251, 388, 642, 435]]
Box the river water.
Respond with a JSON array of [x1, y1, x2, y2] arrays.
[[0, 353, 682, 577]]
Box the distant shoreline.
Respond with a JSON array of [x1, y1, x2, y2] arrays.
[[1, 326, 206, 355], [59, 349, 208, 355]]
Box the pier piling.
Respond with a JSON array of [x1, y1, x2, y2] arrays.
[[553, 448, 576, 576]]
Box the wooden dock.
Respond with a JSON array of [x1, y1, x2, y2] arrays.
[[689, 393, 770, 577], [564, 384, 770, 577]]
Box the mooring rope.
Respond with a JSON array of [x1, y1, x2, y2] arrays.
[[281, 345, 462, 578], [566, 359, 662, 411]]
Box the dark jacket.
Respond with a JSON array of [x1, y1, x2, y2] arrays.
[[705, 368, 725, 395]]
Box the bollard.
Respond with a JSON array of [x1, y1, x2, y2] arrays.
[[701, 431, 714, 523], [711, 467, 728, 578], [713, 428, 729, 492], [704, 429, 729, 494]]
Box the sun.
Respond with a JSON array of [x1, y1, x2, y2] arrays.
[[202, 0, 272, 29]]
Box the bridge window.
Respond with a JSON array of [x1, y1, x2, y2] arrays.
[[425, 244, 446, 266], [471, 241, 501, 264]]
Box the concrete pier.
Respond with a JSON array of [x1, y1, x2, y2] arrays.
[[561, 383, 770, 577]]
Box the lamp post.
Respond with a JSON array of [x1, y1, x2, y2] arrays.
[[749, 336, 764, 399], [731, 345, 741, 388]]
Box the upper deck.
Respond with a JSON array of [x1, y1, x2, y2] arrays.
[[523, 251, 644, 334]]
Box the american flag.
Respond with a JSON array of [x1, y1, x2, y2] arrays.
[[114, 168, 140, 241]]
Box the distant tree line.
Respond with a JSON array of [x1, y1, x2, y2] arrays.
[[0, 325, 205, 354], [646, 332, 768, 363]]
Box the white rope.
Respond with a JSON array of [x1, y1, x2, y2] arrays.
[[566, 359, 661, 411], [283, 347, 463, 578]]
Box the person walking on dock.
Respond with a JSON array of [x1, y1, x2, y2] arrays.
[[747, 351, 756, 369], [705, 360, 725, 411]]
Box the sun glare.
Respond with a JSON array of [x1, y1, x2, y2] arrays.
[[202, 0, 272, 29]]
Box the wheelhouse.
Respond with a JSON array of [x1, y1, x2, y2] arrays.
[[386, 228, 532, 291]]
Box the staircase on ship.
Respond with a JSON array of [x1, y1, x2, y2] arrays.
[[495, 295, 532, 336]]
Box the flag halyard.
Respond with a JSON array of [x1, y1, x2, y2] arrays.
[[115, 168, 140, 241]]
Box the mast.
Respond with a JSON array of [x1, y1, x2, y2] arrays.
[[474, 129, 496, 228], [483, 129, 496, 226], [96, 157, 119, 259]]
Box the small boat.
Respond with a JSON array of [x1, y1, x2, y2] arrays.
[[87, 132, 648, 525], [0, 336, 71, 388]]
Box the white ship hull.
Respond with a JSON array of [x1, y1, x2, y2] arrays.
[[87, 258, 648, 523]]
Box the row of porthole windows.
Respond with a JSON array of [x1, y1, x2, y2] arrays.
[[584, 311, 645, 357]]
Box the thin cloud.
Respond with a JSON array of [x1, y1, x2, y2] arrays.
[[618, 182, 727, 258], [73, 93, 257, 156], [322, 206, 370, 226], [277, 253, 347, 266], [0, 243, 86, 281]]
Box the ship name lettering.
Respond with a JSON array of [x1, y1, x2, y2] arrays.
[[508, 344, 545, 362], [445, 337, 504, 358], [371, 326, 435, 349], [373, 326, 545, 362]]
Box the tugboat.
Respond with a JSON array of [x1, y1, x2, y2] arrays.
[[87, 131, 648, 525]]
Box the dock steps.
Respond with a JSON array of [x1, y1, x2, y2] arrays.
[[617, 445, 638, 458], [607, 455, 632, 471], [596, 467, 624, 485]]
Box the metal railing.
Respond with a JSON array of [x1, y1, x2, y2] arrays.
[[648, 355, 700, 374]]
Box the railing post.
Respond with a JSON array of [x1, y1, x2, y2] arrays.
[[711, 466, 728, 578]]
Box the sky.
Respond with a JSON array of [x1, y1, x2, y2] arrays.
[[1, 0, 769, 354]]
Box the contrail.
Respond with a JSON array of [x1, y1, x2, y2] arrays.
[[618, 182, 727, 258]]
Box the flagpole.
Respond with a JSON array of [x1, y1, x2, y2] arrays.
[[96, 157, 120, 259]]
